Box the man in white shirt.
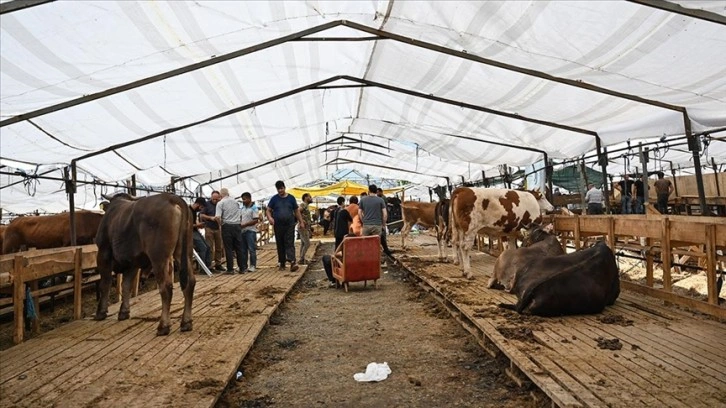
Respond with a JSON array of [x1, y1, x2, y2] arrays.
[[585, 183, 604, 215], [214, 188, 244, 273]]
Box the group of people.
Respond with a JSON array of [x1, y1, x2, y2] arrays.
[[583, 171, 674, 215], [189, 188, 259, 275], [189, 180, 399, 280]]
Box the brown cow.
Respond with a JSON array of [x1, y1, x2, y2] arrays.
[[1, 211, 104, 254], [401, 200, 449, 261], [500, 241, 620, 316], [450, 187, 554, 279], [95, 193, 195, 336], [488, 223, 564, 291]]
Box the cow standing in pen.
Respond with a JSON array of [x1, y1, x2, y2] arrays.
[[450, 187, 554, 279], [94, 193, 195, 336], [400, 200, 451, 262], [1, 211, 104, 254]]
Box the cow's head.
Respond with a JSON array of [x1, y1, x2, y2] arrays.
[[522, 222, 554, 246], [528, 189, 554, 213]]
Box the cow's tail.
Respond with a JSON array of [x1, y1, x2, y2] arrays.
[[179, 205, 191, 291]]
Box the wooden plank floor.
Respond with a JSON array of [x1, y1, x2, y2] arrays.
[[0, 242, 318, 408], [393, 234, 726, 408]]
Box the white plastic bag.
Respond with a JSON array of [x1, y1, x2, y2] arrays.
[[353, 362, 391, 382]]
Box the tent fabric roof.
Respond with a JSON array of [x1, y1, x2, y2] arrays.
[[1, 1, 725, 214]]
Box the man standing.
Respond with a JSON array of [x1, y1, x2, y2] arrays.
[[239, 192, 259, 273], [191, 197, 211, 269], [266, 180, 305, 272], [654, 172, 674, 214], [200, 191, 225, 271], [359, 184, 387, 238], [298, 193, 314, 265], [585, 184, 604, 215], [215, 188, 245, 274], [376, 187, 394, 257], [614, 174, 634, 214]]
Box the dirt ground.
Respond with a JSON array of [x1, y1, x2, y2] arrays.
[[216, 242, 544, 408]]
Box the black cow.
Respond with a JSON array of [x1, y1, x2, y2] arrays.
[[500, 241, 619, 316], [94, 193, 195, 335]]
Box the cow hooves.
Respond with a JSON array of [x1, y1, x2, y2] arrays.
[[94, 312, 107, 321], [118, 311, 130, 321], [156, 325, 171, 336], [180, 320, 193, 332], [466, 275, 474, 280]]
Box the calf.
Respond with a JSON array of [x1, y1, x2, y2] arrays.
[[488, 223, 563, 291], [401, 200, 449, 261], [450, 187, 553, 279], [501, 241, 620, 316], [95, 193, 195, 336]]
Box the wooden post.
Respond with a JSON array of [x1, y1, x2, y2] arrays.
[[115, 273, 122, 303], [573, 214, 581, 250], [132, 268, 141, 297], [13, 254, 24, 344], [73, 247, 83, 320], [607, 216, 615, 250], [645, 238, 654, 287], [705, 224, 717, 304], [661, 217, 672, 292]]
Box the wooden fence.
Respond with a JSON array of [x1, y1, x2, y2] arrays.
[[0, 245, 99, 344], [476, 214, 725, 319]]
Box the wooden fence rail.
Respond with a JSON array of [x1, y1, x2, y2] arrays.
[[1, 245, 99, 344]]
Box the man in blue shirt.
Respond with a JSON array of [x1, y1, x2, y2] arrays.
[[266, 180, 305, 272]]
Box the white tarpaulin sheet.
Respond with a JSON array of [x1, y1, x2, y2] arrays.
[[1, 1, 725, 213]]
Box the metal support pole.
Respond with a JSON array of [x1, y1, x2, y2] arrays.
[[597, 140, 611, 213], [544, 153, 553, 202], [640, 144, 649, 208], [66, 163, 78, 246], [684, 112, 709, 215], [128, 174, 137, 196], [713, 158, 721, 197]]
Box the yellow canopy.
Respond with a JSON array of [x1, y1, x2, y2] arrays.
[[287, 180, 404, 199]]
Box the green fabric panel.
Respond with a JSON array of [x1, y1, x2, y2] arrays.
[[552, 165, 604, 193]]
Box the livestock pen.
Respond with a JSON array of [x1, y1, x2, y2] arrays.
[[395, 233, 725, 408]]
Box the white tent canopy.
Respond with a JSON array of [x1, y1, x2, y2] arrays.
[[1, 1, 725, 214]]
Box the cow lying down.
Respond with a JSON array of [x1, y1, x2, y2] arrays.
[[488, 223, 564, 291], [500, 241, 620, 316]]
